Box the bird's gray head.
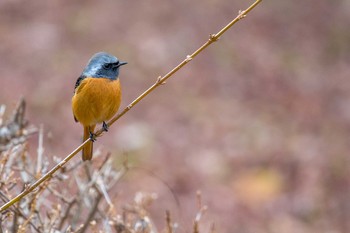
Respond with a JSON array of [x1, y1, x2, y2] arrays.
[[82, 52, 127, 80]]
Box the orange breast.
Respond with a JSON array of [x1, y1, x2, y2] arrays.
[[72, 77, 121, 126]]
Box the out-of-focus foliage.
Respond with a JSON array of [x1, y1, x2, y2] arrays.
[[1, 0, 350, 232]]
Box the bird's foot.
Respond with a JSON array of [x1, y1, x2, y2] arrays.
[[102, 121, 109, 132], [89, 131, 97, 142]]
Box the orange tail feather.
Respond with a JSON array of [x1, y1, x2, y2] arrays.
[[83, 125, 96, 161]]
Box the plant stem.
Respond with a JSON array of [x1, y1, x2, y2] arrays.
[[0, 0, 262, 213]]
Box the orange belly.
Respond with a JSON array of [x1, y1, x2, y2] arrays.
[[72, 77, 121, 126]]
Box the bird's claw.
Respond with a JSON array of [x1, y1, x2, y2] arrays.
[[89, 131, 97, 142], [102, 121, 109, 132]]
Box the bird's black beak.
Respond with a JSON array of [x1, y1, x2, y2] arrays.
[[117, 61, 128, 67]]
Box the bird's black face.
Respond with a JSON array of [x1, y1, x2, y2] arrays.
[[98, 60, 128, 79], [82, 52, 127, 80], [103, 60, 128, 71]]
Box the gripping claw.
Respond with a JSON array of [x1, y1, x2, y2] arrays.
[[102, 121, 109, 132], [89, 131, 96, 142]]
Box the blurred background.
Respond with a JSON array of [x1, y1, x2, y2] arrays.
[[1, 0, 350, 232]]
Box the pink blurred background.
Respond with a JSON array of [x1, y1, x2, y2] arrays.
[[1, 0, 350, 232]]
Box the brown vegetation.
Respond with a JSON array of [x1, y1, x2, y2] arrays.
[[1, 0, 350, 232]]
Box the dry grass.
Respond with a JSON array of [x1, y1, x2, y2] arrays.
[[0, 99, 210, 232]]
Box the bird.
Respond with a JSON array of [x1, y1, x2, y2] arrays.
[[72, 52, 127, 161]]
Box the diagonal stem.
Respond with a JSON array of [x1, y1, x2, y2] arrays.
[[0, 0, 262, 213], [94, 0, 262, 138]]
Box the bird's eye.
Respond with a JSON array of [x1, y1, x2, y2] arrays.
[[103, 63, 112, 70]]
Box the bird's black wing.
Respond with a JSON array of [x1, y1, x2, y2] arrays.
[[74, 75, 86, 91], [73, 75, 86, 122]]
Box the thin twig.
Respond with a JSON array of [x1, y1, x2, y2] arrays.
[[193, 191, 207, 233], [0, 191, 41, 233], [11, 202, 19, 233], [165, 210, 173, 233], [58, 198, 77, 230], [0, 0, 262, 213], [0, 140, 88, 212], [36, 124, 44, 178], [130, 166, 181, 213], [0, 105, 5, 126], [80, 190, 103, 233]]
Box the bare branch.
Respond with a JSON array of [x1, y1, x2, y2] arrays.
[[0, 0, 262, 213]]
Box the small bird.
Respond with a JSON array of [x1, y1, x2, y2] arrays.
[[72, 52, 127, 161]]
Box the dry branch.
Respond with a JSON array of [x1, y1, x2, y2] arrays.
[[0, 0, 262, 213]]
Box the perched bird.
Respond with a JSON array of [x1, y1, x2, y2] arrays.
[[72, 52, 127, 161]]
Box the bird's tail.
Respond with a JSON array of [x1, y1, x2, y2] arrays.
[[83, 125, 96, 161]]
